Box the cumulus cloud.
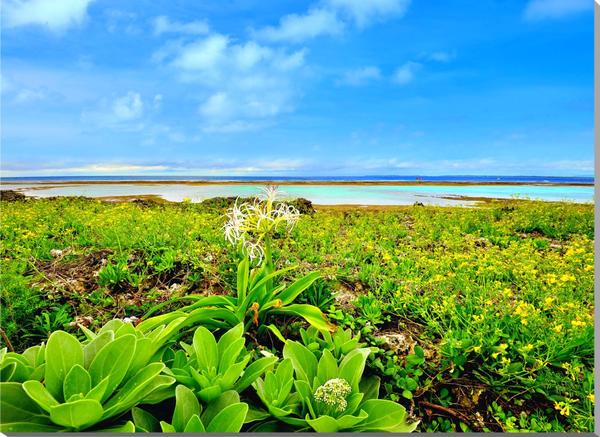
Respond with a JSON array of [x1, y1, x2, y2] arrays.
[[424, 51, 455, 62], [327, 0, 410, 28], [255, 8, 344, 43], [339, 66, 381, 86], [13, 89, 46, 104], [392, 61, 421, 85], [254, 0, 410, 43], [524, 0, 592, 21], [3, 0, 95, 31], [156, 33, 307, 132], [112, 91, 143, 120], [152, 15, 210, 35]]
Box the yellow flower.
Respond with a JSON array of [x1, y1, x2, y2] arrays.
[[552, 324, 563, 334], [571, 319, 586, 328], [560, 273, 576, 283], [473, 314, 484, 322], [543, 297, 555, 308], [587, 393, 594, 404], [521, 344, 534, 353], [584, 264, 594, 272], [473, 346, 481, 353]]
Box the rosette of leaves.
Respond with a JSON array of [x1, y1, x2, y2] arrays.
[[142, 257, 334, 334], [253, 340, 419, 432], [132, 385, 249, 432], [1, 344, 45, 383], [166, 323, 277, 403], [299, 326, 369, 359], [1, 318, 185, 432]]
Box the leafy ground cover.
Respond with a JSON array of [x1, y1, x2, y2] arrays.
[[0, 194, 594, 432]]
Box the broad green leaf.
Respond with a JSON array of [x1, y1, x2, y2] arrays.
[[88, 334, 136, 403], [201, 390, 240, 425], [96, 420, 136, 432], [83, 331, 114, 368], [0, 422, 62, 432], [317, 349, 338, 383], [63, 365, 91, 400], [22, 380, 59, 413], [336, 410, 369, 430], [339, 348, 371, 392], [235, 356, 278, 392], [192, 326, 218, 372], [132, 407, 159, 433], [218, 337, 246, 374], [357, 399, 419, 432], [271, 304, 335, 332], [306, 414, 339, 432], [206, 402, 248, 432], [160, 421, 177, 432], [1, 382, 53, 425], [244, 406, 270, 424], [277, 271, 320, 305], [283, 340, 318, 383], [44, 331, 83, 401], [183, 414, 206, 432], [49, 399, 103, 430], [101, 362, 167, 419], [85, 376, 110, 402], [359, 375, 380, 402], [172, 384, 201, 432]]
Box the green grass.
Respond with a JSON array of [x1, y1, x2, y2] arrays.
[[0, 197, 594, 432]]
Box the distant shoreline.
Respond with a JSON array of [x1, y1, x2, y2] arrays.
[[1, 179, 593, 187]]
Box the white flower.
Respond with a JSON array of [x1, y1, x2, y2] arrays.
[[222, 186, 300, 262], [314, 378, 352, 413]]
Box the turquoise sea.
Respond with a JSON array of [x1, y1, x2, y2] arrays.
[[0, 181, 593, 205]]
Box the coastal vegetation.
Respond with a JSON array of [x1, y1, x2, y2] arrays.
[[0, 189, 594, 432]]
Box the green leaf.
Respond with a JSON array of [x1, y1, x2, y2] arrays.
[[235, 356, 278, 392], [271, 304, 335, 332], [306, 414, 339, 432], [201, 390, 240, 425], [44, 331, 83, 401], [49, 399, 103, 430], [336, 410, 369, 430], [96, 420, 136, 432], [82, 331, 114, 369], [339, 348, 370, 392], [88, 333, 136, 403], [160, 421, 176, 432], [172, 384, 201, 432], [0, 422, 62, 432], [244, 406, 271, 424], [183, 414, 206, 432], [1, 382, 53, 425], [317, 349, 338, 383], [63, 365, 91, 400], [101, 362, 168, 419], [192, 326, 218, 372], [283, 340, 318, 383], [359, 375, 380, 401], [22, 380, 59, 413], [356, 399, 419, 432], [132, 407, 159, 432], [206, 402, 248, 432], [237, 257, 250, 302], [218, 338, 246, 374], [277, 271, 320, 305]]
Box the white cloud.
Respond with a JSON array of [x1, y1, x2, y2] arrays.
[[152, 15, 210, 36], [392, 61, 421, 85], [425, 51, 455, 62], [14, 89, 46, 104], [3, 0, 95, 31], [326, 0, 410, 28], [339, 66, 381, 86], [112, 92, 143, 120], [254, 0, 410, 43], [156, 33, 307, 132], [255, 8, 344, 43], [524, 0, 592, 21]]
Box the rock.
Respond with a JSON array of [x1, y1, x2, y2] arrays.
[[0, 190, 26, 201]]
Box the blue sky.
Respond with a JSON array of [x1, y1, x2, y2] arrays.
[[1, 0, 593, 176]]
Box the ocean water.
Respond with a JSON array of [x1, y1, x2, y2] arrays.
[[0, 181, 593, 205]]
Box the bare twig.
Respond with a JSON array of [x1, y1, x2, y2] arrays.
[[0, 327, 15, 352]]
